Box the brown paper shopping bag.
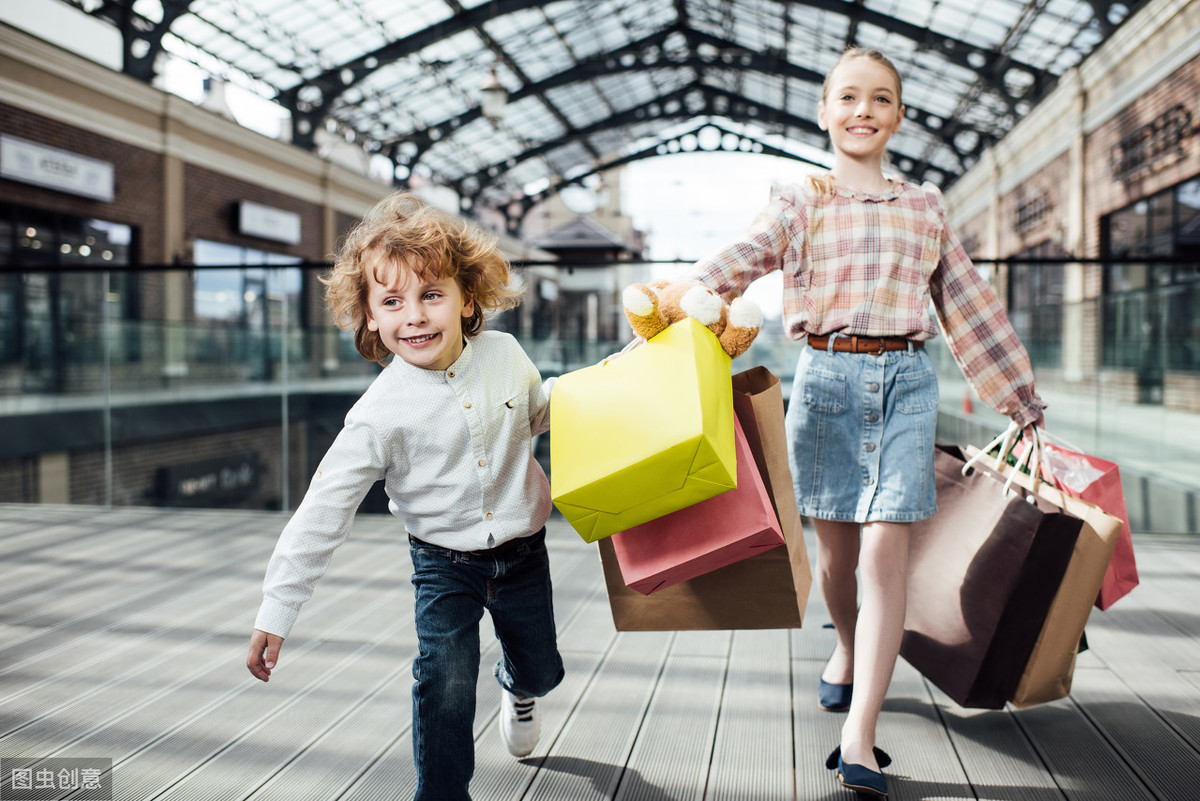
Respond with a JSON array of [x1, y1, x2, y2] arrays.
[[970, 446, 1124, 707], [598, 366, 812, 631], [901, 445, 1082, 709]]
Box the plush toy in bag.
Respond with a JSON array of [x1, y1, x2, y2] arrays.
[[623, 278, 762, 359]]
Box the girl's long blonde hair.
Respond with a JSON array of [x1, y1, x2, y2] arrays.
[[323, 192, 522, 363], [807, 46, 905, 198]]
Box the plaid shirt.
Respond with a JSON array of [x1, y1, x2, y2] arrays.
[[691, 180, 1045, 427]]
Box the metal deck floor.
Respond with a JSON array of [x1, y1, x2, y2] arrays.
[[1, 503, 1198, 800]]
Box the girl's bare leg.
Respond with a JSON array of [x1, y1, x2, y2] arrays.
[[812, 519, 861, 685], [839, 520, 910, 772]]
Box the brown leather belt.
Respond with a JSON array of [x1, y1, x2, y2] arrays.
[[807, 335, 923, 355]]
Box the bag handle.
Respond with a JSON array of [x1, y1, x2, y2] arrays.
[[962, 421, 1020, 476], [961, 421, 1047, 498], [1036, 426, 1087, 454]]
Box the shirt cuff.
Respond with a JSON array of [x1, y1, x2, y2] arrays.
[[1009, 395, 1048, 429], [254, 598, 301, 639]]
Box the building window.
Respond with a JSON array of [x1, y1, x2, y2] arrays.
[[1007, 240, 1065, 369], [192, 240, 303, 378], [1101, 175, 1200, 401], [0, 204, 138, 388]]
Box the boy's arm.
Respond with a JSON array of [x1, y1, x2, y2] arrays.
[[252, 414, 387, 645], [246, 628, 284, 682]]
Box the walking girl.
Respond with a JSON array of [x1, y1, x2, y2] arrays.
[[687, 46, 1045, 798]]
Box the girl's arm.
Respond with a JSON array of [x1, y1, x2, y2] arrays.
[[689, 183, 803, 299], [927, 198, 1046, 428]]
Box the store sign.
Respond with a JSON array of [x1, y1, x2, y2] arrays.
[[157, 453, 261, 506], [237, 200, 301, 244], [1015, 191, 1052, 234], [1109, 104, 1195, 181], [0, 134, 115, 201]]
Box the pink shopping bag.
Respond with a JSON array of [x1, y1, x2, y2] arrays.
[[1040, 444, 1138, 610], [608, 412, 784, 595]]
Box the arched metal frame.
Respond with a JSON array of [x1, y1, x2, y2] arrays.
[[70, 0, 1145, 225]]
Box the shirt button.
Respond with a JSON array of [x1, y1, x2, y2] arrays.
[[478, 459, 486, 467], [867, 413, 879, 423], [865, 442, 876, 452], [447, 370, 455, 378], [867, 383, 880, 392], [463, 401, 472, 409], [485, 512, 494, 520]]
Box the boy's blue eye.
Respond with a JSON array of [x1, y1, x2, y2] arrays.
[[423, 291, 442, 301]]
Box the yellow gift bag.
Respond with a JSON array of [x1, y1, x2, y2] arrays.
[[550, 317, 737, 542]]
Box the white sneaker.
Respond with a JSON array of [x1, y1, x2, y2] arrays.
[[499, 691, 540, 756]]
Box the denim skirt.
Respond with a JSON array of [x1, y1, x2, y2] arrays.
[[785, 338, 939, 523]]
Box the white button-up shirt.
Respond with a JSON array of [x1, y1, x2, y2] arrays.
[[254, 331, 552, 637]]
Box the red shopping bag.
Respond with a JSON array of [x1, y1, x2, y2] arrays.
[[608, 411, 784, 595], [1040, 444, 1138, 610]]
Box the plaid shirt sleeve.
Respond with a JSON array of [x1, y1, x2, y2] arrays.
[[689, 184, 802, 300], [925, 186, 1046, 427]]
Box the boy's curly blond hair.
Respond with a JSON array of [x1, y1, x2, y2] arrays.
[[323, 192, 522, 363]]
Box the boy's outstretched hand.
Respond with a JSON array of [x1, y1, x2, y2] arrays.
[[247, 629, 285, 682]]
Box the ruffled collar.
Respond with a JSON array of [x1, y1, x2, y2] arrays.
[[833, 179, 904, 202]]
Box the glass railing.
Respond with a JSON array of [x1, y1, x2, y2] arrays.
[[2, 267, 1197, 513]]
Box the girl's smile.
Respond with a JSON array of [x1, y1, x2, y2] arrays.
[[818, 56, 904, 179]]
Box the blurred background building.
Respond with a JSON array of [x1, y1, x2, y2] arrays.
[[1, 0, 1197, 533]]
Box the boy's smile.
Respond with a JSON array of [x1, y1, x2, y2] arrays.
[[364, 256, 475, 372]]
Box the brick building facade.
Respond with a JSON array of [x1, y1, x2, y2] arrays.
[[944, 0, 1200, 410]]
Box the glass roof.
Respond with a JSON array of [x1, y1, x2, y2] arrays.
[[65, 0, 1142, 221]]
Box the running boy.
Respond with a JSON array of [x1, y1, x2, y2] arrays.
[[246, 192, 564, 801]]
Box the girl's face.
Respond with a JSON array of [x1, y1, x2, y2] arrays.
[[364, 255, 475, 372], [818, 57, 904, 163]]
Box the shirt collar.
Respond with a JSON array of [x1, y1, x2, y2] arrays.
[[834, 179, 905, 202]]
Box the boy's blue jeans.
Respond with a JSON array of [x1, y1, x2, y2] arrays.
[[408, 527, 564, 801]]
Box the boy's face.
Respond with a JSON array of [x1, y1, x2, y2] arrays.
[[364, 255, 475, 372]]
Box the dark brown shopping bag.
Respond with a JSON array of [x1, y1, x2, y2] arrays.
[[970, 446, 1124, 707], [900, 445, 1082, 709], [598, 366, 812, 630]]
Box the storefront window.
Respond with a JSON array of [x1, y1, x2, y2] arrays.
[[0, 204, 137, 388], [192, 240, 303, 378], [1101, 176, 1200, 396], [1007, 240, 1065, 368]]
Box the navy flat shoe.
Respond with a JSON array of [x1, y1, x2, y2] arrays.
[[825, 747, 891, 799], [818, 677, 853, 711], [824, 746, 892, 770]]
